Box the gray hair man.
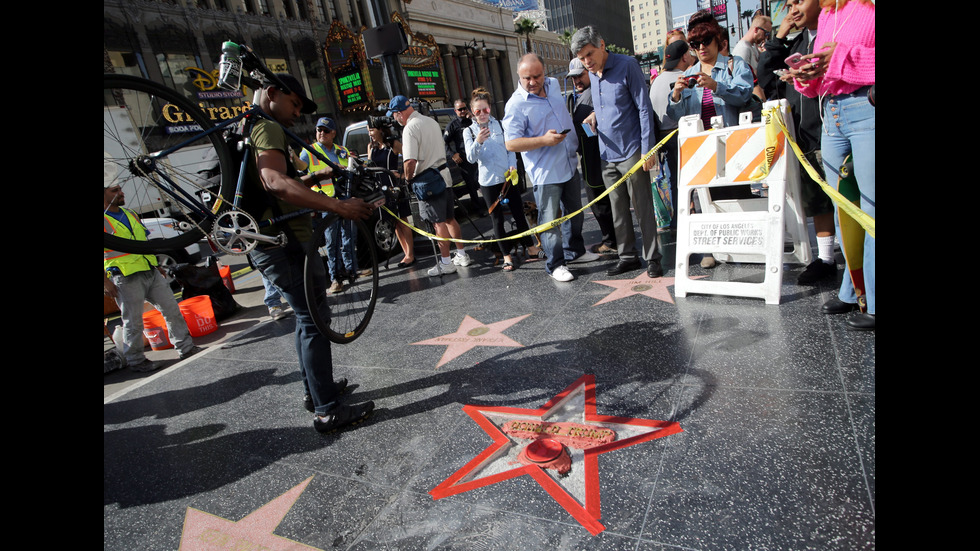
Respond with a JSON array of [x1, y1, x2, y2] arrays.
[[571, 26, 663, 278]]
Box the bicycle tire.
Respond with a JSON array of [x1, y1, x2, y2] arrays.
[[305, 215, 379, 344], [104, 74, 232, 255]]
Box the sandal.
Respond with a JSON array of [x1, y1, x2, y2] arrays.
[[502, 262, 516, 271]]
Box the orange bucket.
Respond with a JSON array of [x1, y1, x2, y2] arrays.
[[179, 296, 218, 337], [219, 265, 235, 293], [142, 309, 173, 350]]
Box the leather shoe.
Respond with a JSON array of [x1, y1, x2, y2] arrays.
[[846, 313, 875, 331], [822, 297, 858, 315], [647, 259, 663, 278], [607, 258, 641, 276]]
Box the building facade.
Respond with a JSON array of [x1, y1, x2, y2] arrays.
[[540, 0, 632, 52], [628, 0, 674, 56], [104, 0, 526, 132]]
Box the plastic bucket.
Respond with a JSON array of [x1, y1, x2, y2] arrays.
[[142, 309, 173, 350], [219, 265, 235, 294], [179, 295, 218, 337]]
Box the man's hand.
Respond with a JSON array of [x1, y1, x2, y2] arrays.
[[583, 112, 597, 133], [643, 155, 658, 172], [332, 197, 374, 220], [104, 274, 119, 299], [451, 152, 463, 164], [542, 129, 567, 147], [776, 12, 797, 39]]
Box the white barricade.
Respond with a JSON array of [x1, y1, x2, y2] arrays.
[[673, 99, 810, 305]]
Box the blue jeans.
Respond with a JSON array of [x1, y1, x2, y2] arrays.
[[324, 216, 357, 282], [261, 273, 282, 309], [533, 171, 586, 274], [249, 244, 339, 415], [821, 91, 874, 314]]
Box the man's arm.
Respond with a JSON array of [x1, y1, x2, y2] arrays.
[[402, 158, 418, 181], [505, 131, 566, 153], [629, 60, 658, 170], [257, 149, 371, 220]]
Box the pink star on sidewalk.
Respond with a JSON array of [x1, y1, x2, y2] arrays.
[[412, 314, 531, 368], [179, 477, 318, 550], [591, 274, 706, 306]]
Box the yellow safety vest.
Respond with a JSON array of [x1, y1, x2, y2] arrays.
[[308, 142, 350, 197], [104, 209, 158, 276]]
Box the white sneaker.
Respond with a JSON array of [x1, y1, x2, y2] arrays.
[[428, 262, 458, 277], [452, 251, 473, 267], [569, 251, 600, 264], [269, 305, 291, 320], [550, 265, 575, 282]]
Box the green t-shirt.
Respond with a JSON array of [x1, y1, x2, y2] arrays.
[[246, 119, 313, 244]]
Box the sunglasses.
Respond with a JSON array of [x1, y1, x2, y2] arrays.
[[316, 127, 333, 132], [689, 36, 714, 50], [455, 107, 469, 112], [472, 107, 490, 114]]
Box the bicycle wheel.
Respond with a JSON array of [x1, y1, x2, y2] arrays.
[[104, 74, 232, 255], [305, 215, 379, 344]]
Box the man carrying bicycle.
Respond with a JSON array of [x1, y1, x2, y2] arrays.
[[244, 73, 376, 433]]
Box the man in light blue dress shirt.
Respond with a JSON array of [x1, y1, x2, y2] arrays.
[[503, 53, 598, 282], [572, 26, 664, 278]]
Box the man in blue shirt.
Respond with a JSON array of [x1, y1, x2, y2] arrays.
[[572, 26, 664, 278], [503, 53, 599, 282]]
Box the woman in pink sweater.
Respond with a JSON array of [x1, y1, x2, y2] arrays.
[[793, 0, 875, 331]]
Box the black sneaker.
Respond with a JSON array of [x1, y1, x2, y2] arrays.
[[798, 260, 836, 285], [303, 378, 350, 412], [313, 401, 375, 433]]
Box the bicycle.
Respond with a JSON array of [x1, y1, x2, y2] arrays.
[[104, 42, 393, 343]]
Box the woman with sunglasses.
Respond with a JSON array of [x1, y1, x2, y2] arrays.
[[463, 87, 540, 271], [792, 0, 875, 330], [666, 17, 754, 130]]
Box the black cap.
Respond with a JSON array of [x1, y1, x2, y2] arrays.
[[663, 41, 690, 71], [271, 73, 317, 114]]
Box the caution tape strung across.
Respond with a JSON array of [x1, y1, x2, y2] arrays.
[[382, 130, 678, 244], [763, 108, 875, 238]]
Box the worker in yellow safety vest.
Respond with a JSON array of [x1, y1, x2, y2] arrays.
[[103, 184, 200, 371], [299, 117, 365, 293]]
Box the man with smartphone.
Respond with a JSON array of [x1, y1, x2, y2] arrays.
[[503, 53, 598, 283]]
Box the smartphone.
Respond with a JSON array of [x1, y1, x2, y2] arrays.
[[559, 128, 571, 135], [478, 121, 489, 130], [785, 53, 808, 70]]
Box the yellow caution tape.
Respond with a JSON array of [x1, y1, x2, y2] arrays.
[[383, 131, 678, 244], [765, 108, 875, 238], [749, 109, 781, 181]]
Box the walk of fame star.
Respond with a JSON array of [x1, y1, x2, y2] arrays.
[[180, 477, 319, 550], [591, 274, 707, 306], [412, 314, 531, 368], [430, 375, 682, 535]]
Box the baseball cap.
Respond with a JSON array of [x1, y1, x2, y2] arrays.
[[316, 117, 336, 130], [270, 73, 317, 114], [386, 95, 410, 116], [566, 58, 586, 77], [663, 41, 690, 71]]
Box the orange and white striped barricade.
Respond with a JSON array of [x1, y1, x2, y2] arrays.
[[674, 99, 810, 305]]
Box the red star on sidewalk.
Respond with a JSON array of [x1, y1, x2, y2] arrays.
[[430, 375, 682, 535], [591, 274, 707, 306], [412, 314, 530, 368]]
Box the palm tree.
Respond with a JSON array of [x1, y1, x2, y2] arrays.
[[515, 18, 540, 54]]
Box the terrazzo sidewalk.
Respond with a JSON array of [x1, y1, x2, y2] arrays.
[[104, 215, 875, 550]]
